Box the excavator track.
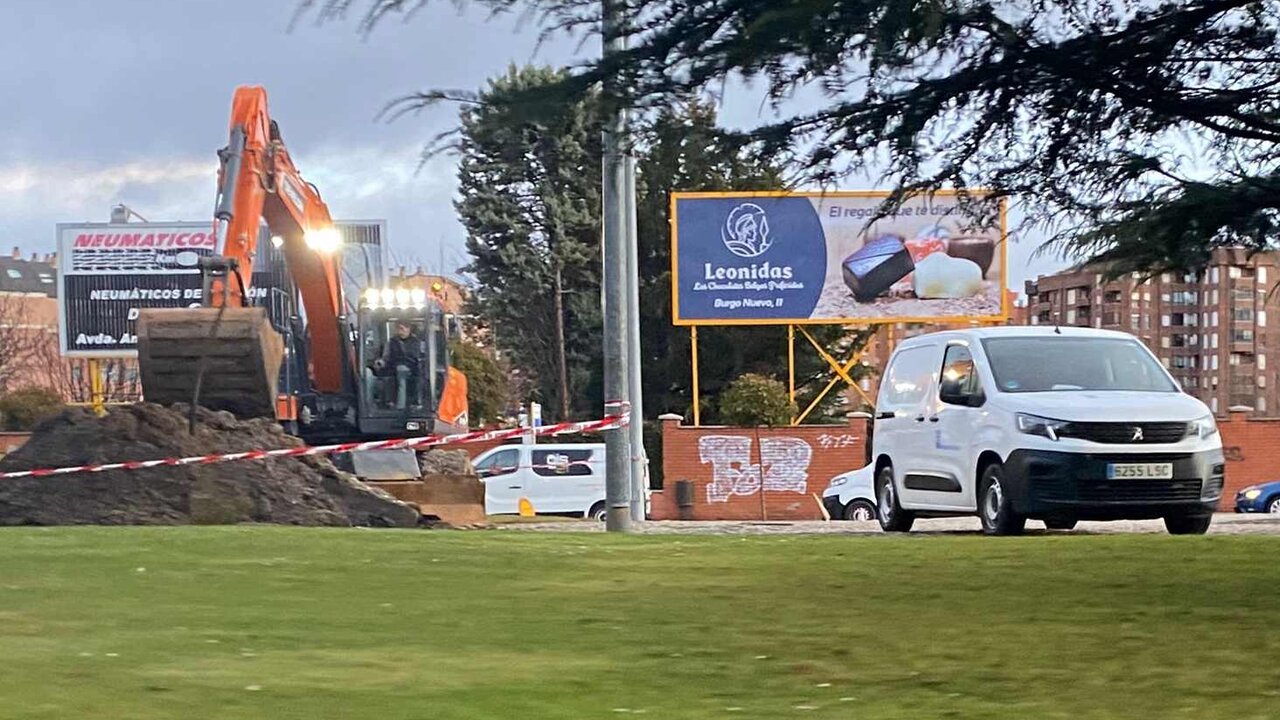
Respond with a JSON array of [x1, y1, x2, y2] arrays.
[[136, 307, 284, 418]]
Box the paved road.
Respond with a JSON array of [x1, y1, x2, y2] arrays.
[[497, 513, 1280, 535]]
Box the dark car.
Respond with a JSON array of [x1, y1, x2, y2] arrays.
[[1235, 480, 1280, 514]]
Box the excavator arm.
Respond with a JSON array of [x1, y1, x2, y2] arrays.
[[137, 86, 351, 416]]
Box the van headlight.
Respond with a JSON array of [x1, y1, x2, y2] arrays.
[[829, 477, 848, 487], [1190, 414, 1218, 440], [1016, 413, 1067, 441]]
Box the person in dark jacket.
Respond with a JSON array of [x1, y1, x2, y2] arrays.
[[365, 321, 421, 409]]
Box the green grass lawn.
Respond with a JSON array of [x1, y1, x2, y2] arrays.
[[0, 528, 1277, 719]]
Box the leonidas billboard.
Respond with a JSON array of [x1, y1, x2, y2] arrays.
[[671, 191, 1008, 325]]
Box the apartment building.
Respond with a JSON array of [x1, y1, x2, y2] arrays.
[[1024, 248, 1279, 416]]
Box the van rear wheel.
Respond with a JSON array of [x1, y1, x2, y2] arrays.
[[588, 502, 607, 522], [978, 463, 1025, 536], [876, 465, 914, 533]]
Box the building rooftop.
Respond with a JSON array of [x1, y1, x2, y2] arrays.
[[0, 248, 57, 297]]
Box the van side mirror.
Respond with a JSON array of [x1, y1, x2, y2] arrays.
[[940, 385, 985, 407]]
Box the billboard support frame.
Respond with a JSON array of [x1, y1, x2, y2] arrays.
[[673, 189, 1010, 427]]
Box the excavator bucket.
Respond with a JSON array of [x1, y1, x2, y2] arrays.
[[370, 476, 488, 527], [135, 307, 285, 418], [353, 449, 487, 526]]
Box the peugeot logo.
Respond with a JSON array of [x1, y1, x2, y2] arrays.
[[1131, 426, 1144, 442]]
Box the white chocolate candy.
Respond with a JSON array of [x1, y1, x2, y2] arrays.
[[912, 253, 983, 298]]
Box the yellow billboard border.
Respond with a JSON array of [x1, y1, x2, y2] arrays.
[[668, 189, 1011, 326]]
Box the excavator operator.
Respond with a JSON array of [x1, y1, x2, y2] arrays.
[[366, 321, 421, 410]]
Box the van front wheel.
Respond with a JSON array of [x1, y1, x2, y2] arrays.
[[979, 464, 1026, 536], [876, 465, 914, 533], [587, 502, 607, 522]]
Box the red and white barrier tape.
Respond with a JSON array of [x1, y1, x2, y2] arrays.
[[0, 414, 629, 481]]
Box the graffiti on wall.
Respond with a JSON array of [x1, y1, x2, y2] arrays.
[[698, 435, 815, 503]]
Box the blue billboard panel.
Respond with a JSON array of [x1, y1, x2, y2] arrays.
[[671, 191, 1008, 325]]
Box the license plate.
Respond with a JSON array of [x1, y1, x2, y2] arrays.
[[1106, 463, 1174, 480]]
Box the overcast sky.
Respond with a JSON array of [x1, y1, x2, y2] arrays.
[[0, 0, 1063, 289]]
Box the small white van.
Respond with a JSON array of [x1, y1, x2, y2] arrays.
[[472, 443, 607, 520], [873, 327, 1224, 535]]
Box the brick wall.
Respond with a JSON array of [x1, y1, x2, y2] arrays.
[[1217, 411, 1280, 507], [651, 415, 869, 520]]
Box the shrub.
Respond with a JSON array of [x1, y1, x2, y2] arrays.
[[717, 373, 795, 427], [0, 387, 65, 431]]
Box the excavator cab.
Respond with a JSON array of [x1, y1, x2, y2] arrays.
[[354, 287, 456, 437]]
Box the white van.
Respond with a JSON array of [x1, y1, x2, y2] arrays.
[[472, 443, 607, 520], [873, 327, 1224, 535]]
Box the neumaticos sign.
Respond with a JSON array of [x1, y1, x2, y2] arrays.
[[57, 221, 385, 358]]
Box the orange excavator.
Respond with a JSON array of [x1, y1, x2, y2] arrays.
[[134, 86, 470, 447]]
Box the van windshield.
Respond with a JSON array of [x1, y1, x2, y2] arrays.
[[980, 336, 1177, 393]]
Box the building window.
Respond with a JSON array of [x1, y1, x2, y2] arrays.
[[1037, 311, 1051, 324], [1130, 313, 1141, 328], [1234, 308, 1254, 322], [1260, 397, 1268, 414], [1210, 267, 1220, 284], [1171, 291, 1197, 304], [4, 269, 20, 279], [1161, 336, 1171, 349], [1230, 267, 1242, 279], [1103, 311, 1121, 326], [1260, 310, 1267, 327], [1161, 315, 1170, 327], [1232, 329, 1255, 343], [1104, 290, 1122, 303], [1260, 267, 1268, 284], [1212, 311, 1219, 327], [1171, 356, 1198, 370], [1260, 354, 1267, 370]]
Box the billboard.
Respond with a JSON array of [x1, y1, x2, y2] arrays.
[[57, 220, 386, 357], [670, 191, 1007, 325]]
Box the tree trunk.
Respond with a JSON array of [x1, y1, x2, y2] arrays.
[[553, 263, 571, 421]]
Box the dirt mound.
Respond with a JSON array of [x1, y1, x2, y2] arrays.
[[418, 449, 476, 476], [0, 403, 421, 528]]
